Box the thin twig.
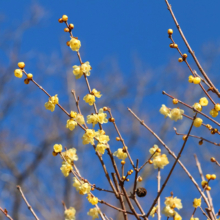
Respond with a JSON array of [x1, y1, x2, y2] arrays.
[[0, 207, 13, 220], [16, 185, 40, 220], [200, 206, 211, 219], [157, 168, 161, 220]]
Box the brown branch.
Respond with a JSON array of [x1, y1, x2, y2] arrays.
[[157, 168, 161, 220], [0, 207, 14, 220], [16, 185, 40, 220], [200, 206, 211, 219]]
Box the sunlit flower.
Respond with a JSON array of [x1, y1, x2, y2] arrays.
[[149, 145, 160, 158], [153, 154, 169, 169], [170, 108, 184, 121], [73, 177, 81, 191], [113, 148, 127, 160], [62, 148, 78, 163], [83, 94, 96, 105], [79, 183, 91, 195], [193, 77, 201, 84], [75, 114, 85, 125], [199, 97, 208, 106], [64, 207, 76, 220], [87, 109, 108, 127], [159, 104, 171, 118], [201, 180, 208, 188], [162, 205, 175, 217], [53, 144, 62, 153], [87, 195, 99, 205], [193, 103, 202, 111], [96, 143, 108, 155], [14, 69, 23, 78], [193, 118, 203, 128], [81, 61, 91, 76], [193, 198, 201, 208], [45, 100, 55, 112], [188, 75, 194, 83], [91, 89, 102, 98], [87, 207, 99, 220], [50, 94, 59, 105], [210, 109, 218, 118], [150, 206, 158, 218], [69, 37, 81, 51], [174, 213, 182, 220], [70, 111, 77, 119], [66, 119, 77, 131], [82, 129, 96, 145], [165, 196, 182, 210], [60, 162, 73, 177], [215, 103, 220, 112], [95, 130, 110, 144], [73, 65, 83, 79], [87, 114, 98, 127]]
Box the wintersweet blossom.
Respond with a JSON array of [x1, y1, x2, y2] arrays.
[[53, 144, 63, 153], [83, 94, 96, 106], [87, 195, 99, 205], [62, 148, 78, 163], [174, 213, 182, 220], [81, 61, 91, 76], [150, 206, 158, 217], [193, 103, 202, 111], [72, 65, 83, 79], [75, 114, 85, 125], [91, 89, 102, 98], [87, 207, 99, 220], [66, 119, 77, 131], [95, 143, 108, 155], [64, 207, 76, 220], [50, 94, 59, 105], [199, 97, 208, 106], [170, 108, 184, 121], [73, 177, 81, 191], [87, 114, 98, 127], [70, 111, 77, 118], [188, 75, 194, 83], [82, 129, 96, 145], [153, 154, 169, 169], [79, 183, 91, 195], [95, 130, 110, 144], [190, 218, 199, 220], [165, 196, 183, 210], [193, 198, 201, 208], [87, 108, 108, 127], [210, 109, 218, 118], [113, 148, 127, 160], [193, 77, 201, 84], [60, 162, 73, 177], [193, 118, 203, 128], [215, 103, 220, 111], [14, 69, 23, 78], [69, 37, 81, 51], [162, 205, 175, 217], [149, 145, 160, 158], [45, 95, 59, 112], [159, 104, 171, 118]]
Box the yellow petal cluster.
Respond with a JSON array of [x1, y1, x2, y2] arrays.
[[153, 154, 169, 169], [188, 76, 201, 84], [87, 195, 99, 205], [45, 95, 59, 112], [87, 108, 108, 127], [162, 205, 175, 217], [174, 213, 182, 220], [193, 103, 202, 111], [190, 218, 199, 220], [83, 94, 96, 106], [170, 108, 184, 121], [87, 208, 99, 220], [72, 65, 83, 79], [69, 37, 81, 51], [149, 145, 160, 158], [150, 206, 158, 217], [95, 143, 108, 155], [62, 148, 78, 163], [53, 144, 63, 153], [75, 114, 85, 125], [70, 111, 77, 118], [165, 196, 183, 210], [72, 61, 91, 79], [14, 69, 23, 78], [193, 118, 203, 127], [159, 104, 171, 118], [73, 177, 81, 191], [210, 109, 218, 118], [214, 103, 220, 111], [91, 88, 102, 98], [193, 198, 201, 208], [95, 130, 110, 144], [60, 162, 73, 177], [199, 97, 208, 106], [64, 207, 76, 220], [66, 119, 77, 131], [82, 129, 96, 145], [113, 148, 127, 160], [79, 183, 91, 195]]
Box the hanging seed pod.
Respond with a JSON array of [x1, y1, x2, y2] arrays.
[[136, 187, 147, 197]]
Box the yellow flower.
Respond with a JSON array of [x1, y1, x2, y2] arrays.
[[60, 162, 73, 177], [190, 218, 199, 220], [81, 61, 91, 76], [210, 109, 218, 118], [73, 65, 83, 79], [14, 69, 23, 78], [193, 118, 203, 127], [193, 77, 201, 84], [53, 144, 62, 153], [75, 114, 85, 125], [95, 143, 108, 155], [95, 130, 110, 144], [193, 103, 202, 111], [199, 97, 208, 106], [66, 119, 77, 131], [150, 206, 158, 217], [188, 75, 194, 83], [149, 145, 160, 158], [50, 94, 59, 105], [45, 100, 55, 112], [64, 207, 76, 220], [83, 94, 96, 105], [170, 108, 184, 121], [87, 108, 108, 127], [165, 196, 183, 210], [162, 205, 175, 217], [79, 183, 91, 195], [82, 129, 96, 145], [215, 103, 220, 111], [70, 111, 77, 118], [87, 195, 99, 205], [87, 114, 99, 127], [69, 37, 81, 51], [174, 213, 182, 220], [113, 148, 127, 160], [92, 89, 102, 98], [73, 177, 81, 191], [87, 208, 99, 220], [159, 104, 171, 118], [201, 180, 208, 188], [62, 148, 78, 163], [153, 154, 169, 169], [193, 198, 201, 208]]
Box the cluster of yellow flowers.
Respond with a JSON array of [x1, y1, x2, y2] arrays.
[[72, 177, 91, 195], [113, 148, 128, 161], [69, 37, 81, 52], [210, 103, 220, 118], [87, 194, 99, 205], [87, 207, 99, 220], [188, 75, 201, 84], [45, 95, 59, 112], [66, 111, 85, 131], [159, 105, 184, 121], [87, 108, 108, 127], [193, 198, 201, 208], [64, 207, 76, 220], [162, 196, 182, 219], [62, 148, 78, 164], [149, 145, 169, 169], [83, 89, 102, 106], [150, 206, 158, 217], [60, 161, 73, 177], [73, 61, 91, 79]]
